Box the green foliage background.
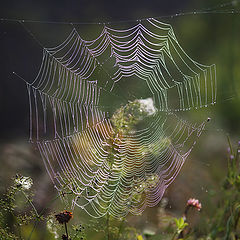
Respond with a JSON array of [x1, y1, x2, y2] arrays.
[[0, 0, 240, 239]]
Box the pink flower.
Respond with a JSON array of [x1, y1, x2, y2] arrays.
[[187, 198, 202, 211]]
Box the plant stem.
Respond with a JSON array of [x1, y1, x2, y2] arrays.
[[21, 190, 39, 218], [27, 190, 73, 240], [27, 220, 38, 240], [171, 231, 177, 240], [117, 218, 125, 240], [234, 205, 240, 231], [65, 222, 69, 239], [16, 218, 22, 239], [107, 213, 110, 240], [21, 191, 39, 240], [227, 135, 233, 155]]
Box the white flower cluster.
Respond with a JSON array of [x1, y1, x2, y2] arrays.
[[15, 175, 33, 190], [138, 98, 156, 116]]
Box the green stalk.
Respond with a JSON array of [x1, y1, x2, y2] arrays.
[[65, 222, 69, 239], [21, 190, 39, 218], [171, 231, 177, 240], [117, 218, 125, 240], [106, 213, 110, 240], [27, 191, 72, 240], [227, 135, 233, 155], [21, 191, 39, 240]]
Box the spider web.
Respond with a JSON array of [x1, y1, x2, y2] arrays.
[[25, 18, 216, 218]]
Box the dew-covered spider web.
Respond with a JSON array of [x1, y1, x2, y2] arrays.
[[25, 18, 216, 218]]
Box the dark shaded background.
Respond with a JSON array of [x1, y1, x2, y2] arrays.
[[0, 0, 240, 239], [1, 0, 240, 199], [0, 0, 240, 141], [0, 0, 212, 140]]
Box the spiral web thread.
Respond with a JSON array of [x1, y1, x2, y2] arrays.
[[26, 18, 216, 218]]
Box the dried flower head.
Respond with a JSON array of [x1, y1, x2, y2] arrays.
[[55, 211, 73, 224], [187, 198, 202, 211], [61, 234, 68, 240]]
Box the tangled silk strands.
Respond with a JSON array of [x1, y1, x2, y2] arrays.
[[25, 19, 215, 218]]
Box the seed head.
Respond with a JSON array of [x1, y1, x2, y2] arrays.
[[55, 210, 73, 224], [62, 234, 68, 240]]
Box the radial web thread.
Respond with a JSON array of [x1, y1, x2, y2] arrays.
[[25, 18, 216, 218]]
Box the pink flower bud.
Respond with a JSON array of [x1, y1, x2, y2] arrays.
[[187, 198, 202, 211]]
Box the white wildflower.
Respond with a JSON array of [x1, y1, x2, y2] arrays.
[[138, 98, 156, 116], [15, 175, 33, 190]]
